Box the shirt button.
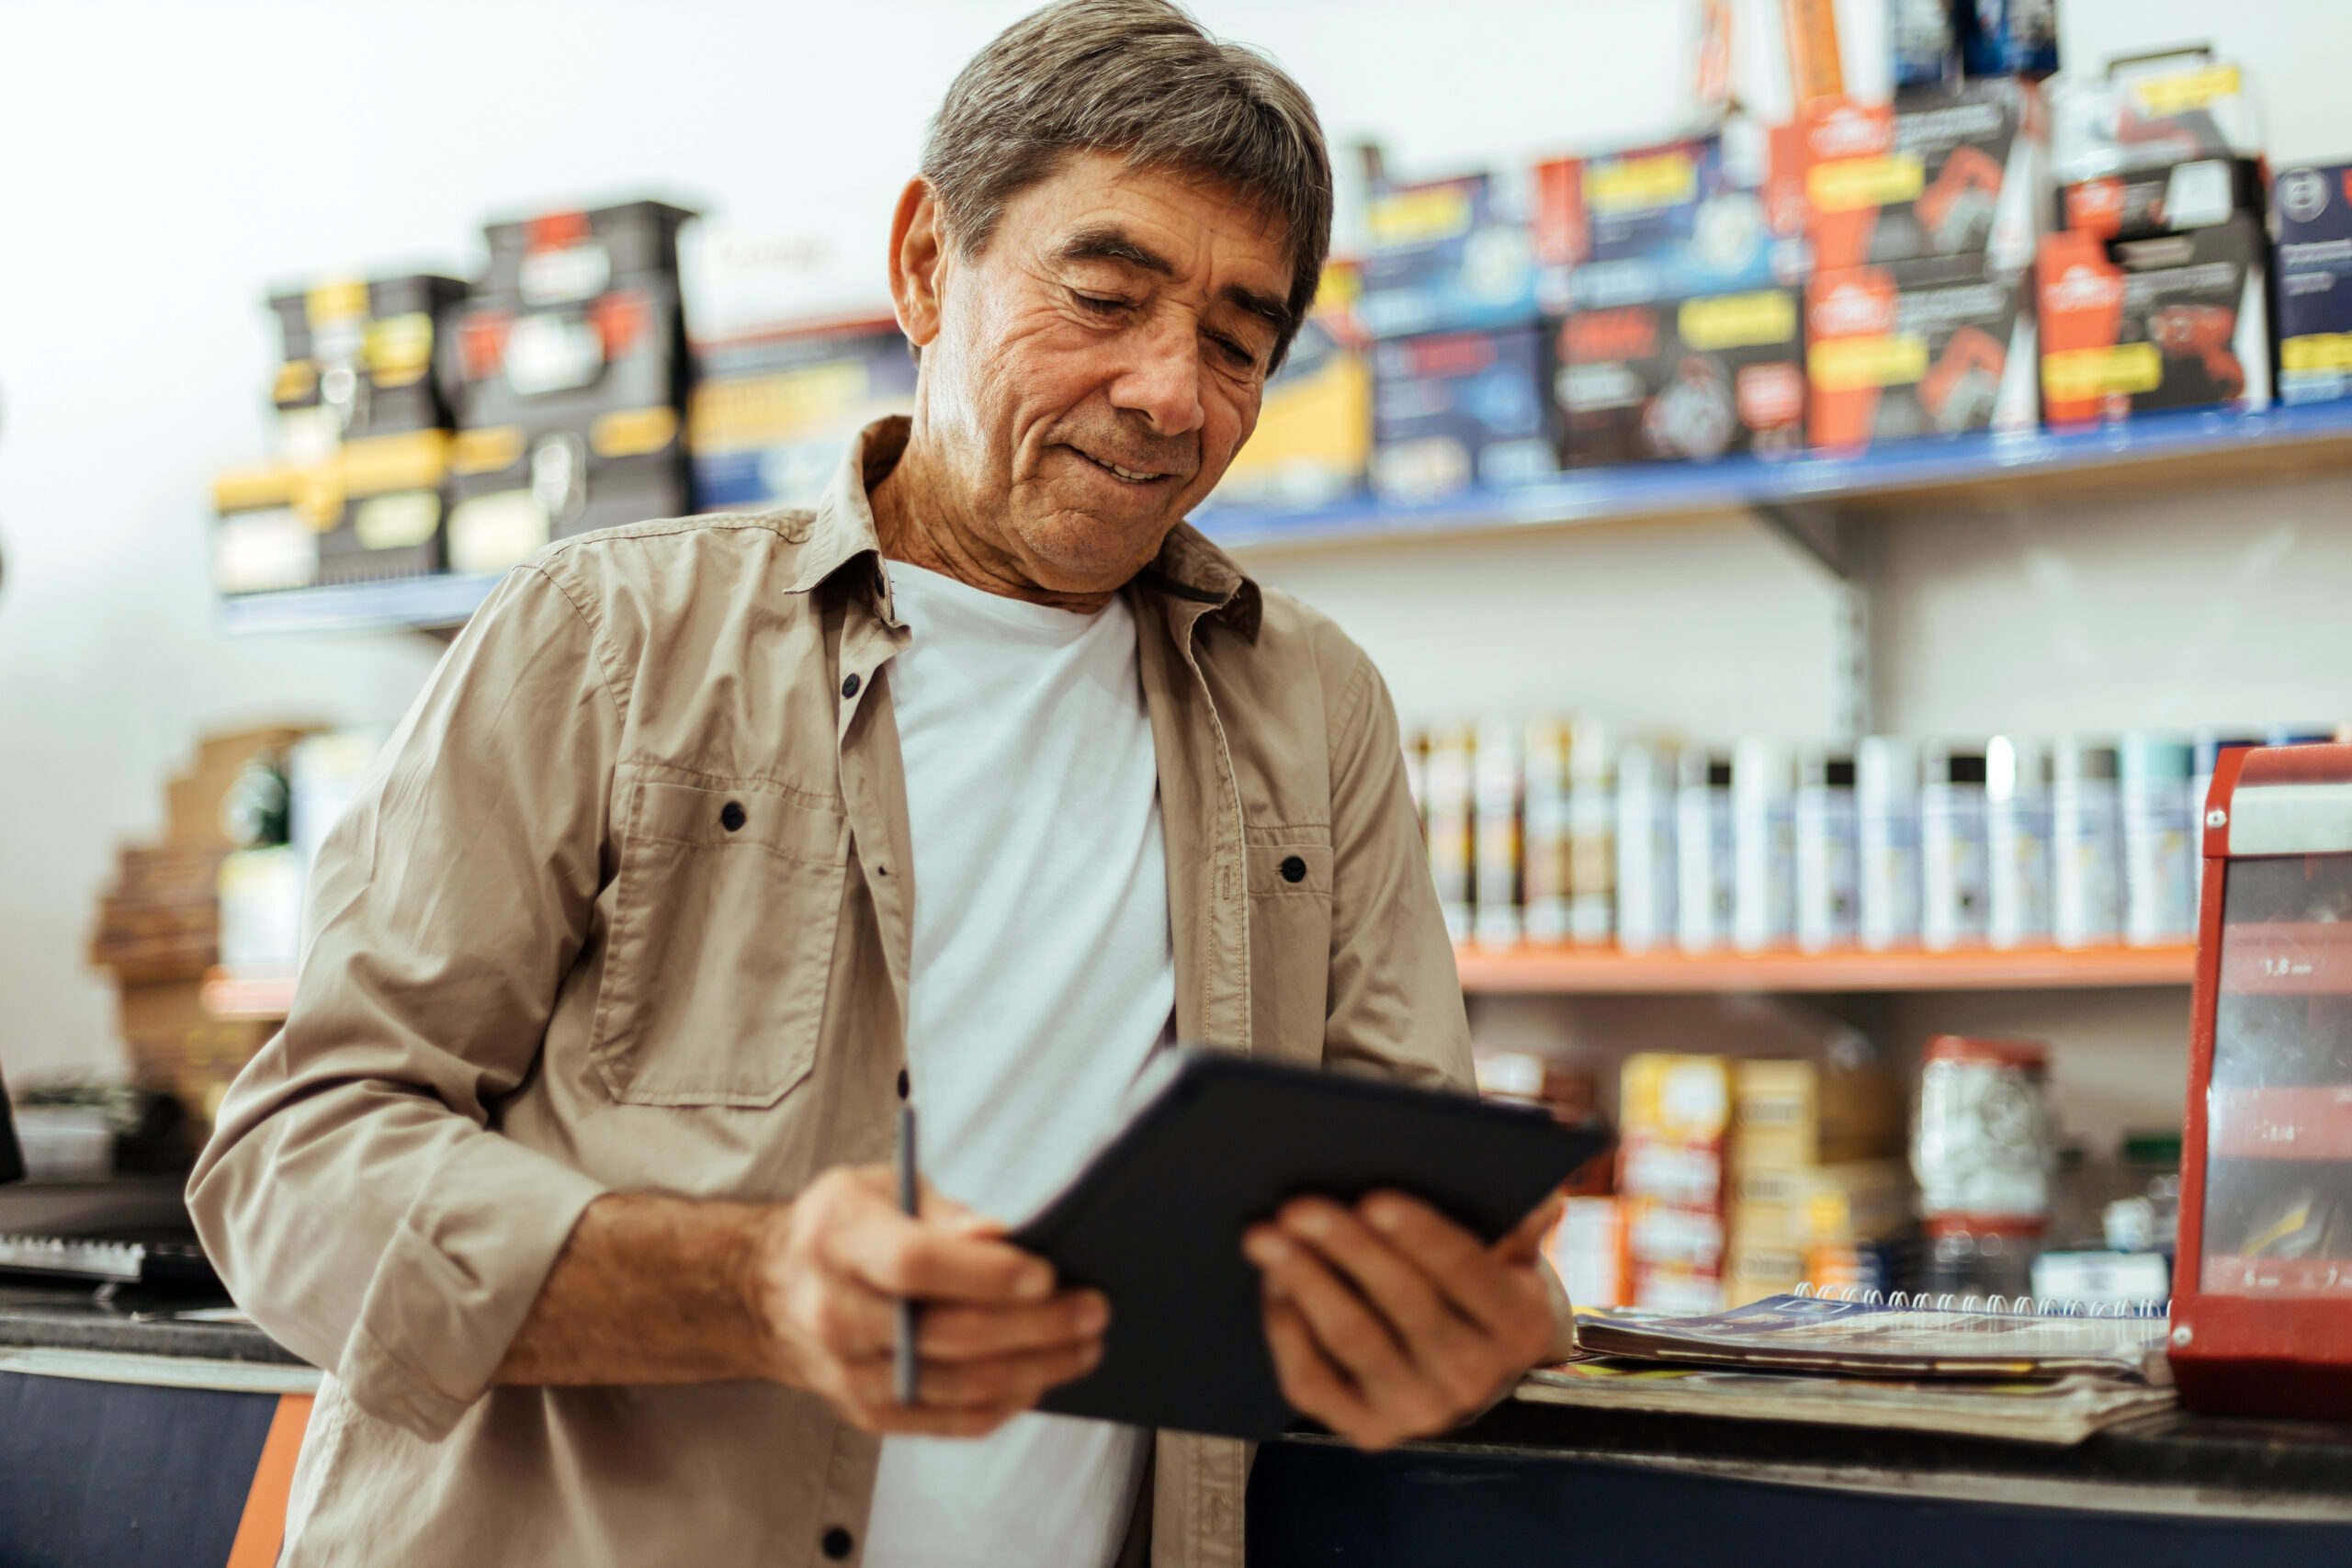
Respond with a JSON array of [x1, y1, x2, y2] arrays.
[[897, 1068, 910, 1100], [821, 1526, 854, 1560], [720, 801, 747, 832], [1280, 854, 1307, 884], [842, 673, 862, 699]]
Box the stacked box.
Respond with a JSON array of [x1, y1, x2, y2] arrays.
[[1534, 133, 1797, 311], [268, 274, 468, 450], [1358, 174, 1537, 340], [1724, 1057, 1909, 1305], [1805, 254, 2039, 450], [2273, 164, 2352, 406], [1370, 327, 1558, 501], [2063, 157, 2267, 243], [447, 201, 698, 577], [1545, 1197, 1625, 1311], [1215, 262, 1372, 507], [689, 318, 915, 510], [1619, 1054, 1733, 1314], [1555, 289, 1806, 465], [2035, 217, 2273, 424]]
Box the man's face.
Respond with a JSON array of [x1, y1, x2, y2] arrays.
[[905, 152, 1292, 595]]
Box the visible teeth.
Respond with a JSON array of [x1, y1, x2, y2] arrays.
[[1092, 455, 1158, 482]]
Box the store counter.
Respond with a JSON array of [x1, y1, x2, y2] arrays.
[[1250, 1394, 2352, 1567], [0, 1281, 317, 1568]]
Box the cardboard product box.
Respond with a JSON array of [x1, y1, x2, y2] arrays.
[[1805, 254, 2039, 452], [2061, 156, 2266, 243], [1618, 1053, 1732, 1311], [1370, 326, 1557, 502], [2036, 217, 2273, 424], [689, 318, 916, 510], [2272, 163, 2352, 406], [1210, 288, 1371, 507], [1358, 175, 1538, 340], [1731, 1159, 1913, 1254], [447, 457, 690, 578], [1555, 288, 1806, 466], [1802, 82, 2049, 278], [481, 200, 696, 304], [268, 274, 469, 450], [1731, 1057, 1905, 1172], [1534, 133, 1799, 311], [1544, 1196, 1624, 1310], [210, 427, 453, 590]]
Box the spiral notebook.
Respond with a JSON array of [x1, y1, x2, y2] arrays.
[[1575, 1286, 2173, 1383]]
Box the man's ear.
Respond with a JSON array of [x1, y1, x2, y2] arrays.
[[888, 176, 947, 352]]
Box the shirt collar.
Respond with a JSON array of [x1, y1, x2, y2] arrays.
[[809, 417, 1262, 642]]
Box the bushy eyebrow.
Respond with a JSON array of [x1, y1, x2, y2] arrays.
[[1057, 223, 1293, 344]]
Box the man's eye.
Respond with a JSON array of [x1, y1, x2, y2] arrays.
[[1208, 334, 1258, 371], [1074, 292, 1129, 315]]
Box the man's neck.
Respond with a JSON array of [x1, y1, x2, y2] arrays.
[[867, 434, 1119, 615]]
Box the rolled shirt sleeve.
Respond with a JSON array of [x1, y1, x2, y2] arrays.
[[188, 564, 622, 1439]]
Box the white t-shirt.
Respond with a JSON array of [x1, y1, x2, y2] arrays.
[[861, 560, 1172, 1568]]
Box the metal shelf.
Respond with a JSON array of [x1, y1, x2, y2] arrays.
[[1454, 943, 2197, 994], [218, 574, 501, 636]]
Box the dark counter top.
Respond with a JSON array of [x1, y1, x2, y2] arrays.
[[0, 1282, 301, 1367], [1267, 1393, 2352, 1521]]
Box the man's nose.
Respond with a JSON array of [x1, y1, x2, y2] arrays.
[[1109, 312, 1207, 438]]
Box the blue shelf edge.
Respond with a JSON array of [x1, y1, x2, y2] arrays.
[[1193, 400, 2352, 550], [218, 400, 2352, 634]]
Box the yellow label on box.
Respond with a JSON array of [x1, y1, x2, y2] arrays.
[[352, 490, 442, 550], [363, 312, 436, 388], [1366, 185, 1473, 247], [2043, 343, 2163, 401], [305, 277, 368, 327], [1806, 153, 1926, 214], [211, 463, 300, 513], [2283, 333, 2352, 373], [690, 363, 873, 452], [338, 429, 450, 496], [1679, 290, 1797, 351], [1808, 333, 1930, 390], [2130, 64, 2242, 118], [591, 406, 680, 458], [1588, 152, 1698, 213], [273, 359, 318, 405], [452, 424, 525, 476]]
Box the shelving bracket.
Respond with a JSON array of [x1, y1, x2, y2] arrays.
[[1752, 502, 1877, 743]]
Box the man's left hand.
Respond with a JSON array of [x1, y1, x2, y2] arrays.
[[1244, 1190, 1569, 1452]]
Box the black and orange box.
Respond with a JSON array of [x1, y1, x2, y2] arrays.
[[1554, 289, 1806, 466], [1804, 254, 2039, 453], [2035, 217, 2273, 425]]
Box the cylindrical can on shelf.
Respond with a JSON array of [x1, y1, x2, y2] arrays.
[[1921, 742, 1989, 952], [1986, 734, 2052, 950], [1676, 747, 1734, 953], [2120, 730, 2194, 947], [1858, 736, 1920, 952], [1795, 746, 1858, 953], [1615, 741, 1678, 953], [1913, 1034, 2057, 1227], [1473, 716, 1524, 948], [1567, 717, 1617, 947], [1521, 717, 1572, 945], [1732, 737, 1796, 953], [1424, 724, 1476, 944], [2052, 737, 2121, 949]]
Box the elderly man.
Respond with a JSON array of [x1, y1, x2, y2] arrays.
[[190, 3, 1571, 1564]]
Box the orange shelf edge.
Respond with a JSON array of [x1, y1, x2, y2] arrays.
[[1453, 942, 2198, 994]]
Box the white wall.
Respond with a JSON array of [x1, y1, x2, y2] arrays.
[[2, 0, 2347, 1092]]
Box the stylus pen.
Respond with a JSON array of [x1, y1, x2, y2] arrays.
[[894, 1103, 920, 1406]]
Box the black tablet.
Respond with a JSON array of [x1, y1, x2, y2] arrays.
[[1009, 1047, 1604, 1438]]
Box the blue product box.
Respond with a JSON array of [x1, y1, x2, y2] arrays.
[[2273, 164, 2352, 405], [1370, 326, 1557, 502], [1358, 174, 1539, 340], [688, 320, 916, 507], [1533, 135, 1797, 312]]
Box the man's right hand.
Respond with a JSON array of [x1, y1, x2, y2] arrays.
[[748, 1167, 1109, 1438]]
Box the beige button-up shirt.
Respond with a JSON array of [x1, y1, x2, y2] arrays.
[[189, 419, 1472, 1568]]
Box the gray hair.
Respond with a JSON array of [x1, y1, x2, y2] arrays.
[[922, 0, 1332, 369]]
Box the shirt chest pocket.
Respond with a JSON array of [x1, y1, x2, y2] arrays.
[[590, 777, 850, 1108]]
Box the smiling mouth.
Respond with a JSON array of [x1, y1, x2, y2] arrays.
[[1069, 446, 1175, 485]]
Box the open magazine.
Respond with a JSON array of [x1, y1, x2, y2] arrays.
[[1573, 1288, 2173, 1383], [1519, 1355, 2174, 1444]]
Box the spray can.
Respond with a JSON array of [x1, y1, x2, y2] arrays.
[[1985, 735, 2052, 950], [2188, 730, 2258, 908], [1568, 717, 1618, 947], [2120, 731, 2194, 947], [1521, 717, 1573, 945], [1858, 737, 1921, 952], [1921, 742, 1990, 952], [1733, 738, 1796, 953], [2052, 737, 2122, 950], [1795, 747, 1859, 952], [1473, 716, 1524, 949], [1616, 742, 1678, 953], [1676, 748, 1735, 954], [1425, 724, 1476, 944]]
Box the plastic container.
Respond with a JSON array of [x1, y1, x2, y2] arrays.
[[1521, 718, 1572, 945], [1795, 747, 1859, 953], [1423, 725, 1476, 943], [1567, 717, 1617, 947], [1914, 1035, 2057, 1226], [2052, 737, 2122, 949], [1920, 743, 1989, 952], [1986, 734, 2052, 950], [1473, 716, 1524, 948], [1676, 748, 1735, 954], [2120, 730, 2195, 946], [1615, 742, 1678, 953], [1732, 737, 1795, 953], [1858, 737, 1921, 952]]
